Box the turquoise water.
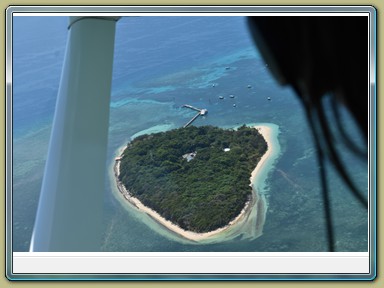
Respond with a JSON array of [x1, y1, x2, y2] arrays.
[[12, 16, 368, 252]]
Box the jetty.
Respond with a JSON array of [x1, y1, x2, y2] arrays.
[[182, 104, 208, 128]]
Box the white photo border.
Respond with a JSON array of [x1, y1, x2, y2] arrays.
[[6, 5, 377, 281]]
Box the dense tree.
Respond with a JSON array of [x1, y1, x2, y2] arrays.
[[118, 125, 268, 233]]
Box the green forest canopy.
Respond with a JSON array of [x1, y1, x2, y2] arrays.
[[119, 125, 268, 233]]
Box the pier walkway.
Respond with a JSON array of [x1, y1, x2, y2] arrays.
[[182, 104, 208, 128]]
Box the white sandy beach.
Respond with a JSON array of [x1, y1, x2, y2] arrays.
[[114, 125, 275, 242]]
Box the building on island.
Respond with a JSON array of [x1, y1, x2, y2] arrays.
[[182, 151, 197, 162]]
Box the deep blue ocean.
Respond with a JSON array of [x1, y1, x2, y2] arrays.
[[12, 16, 368, 252]]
